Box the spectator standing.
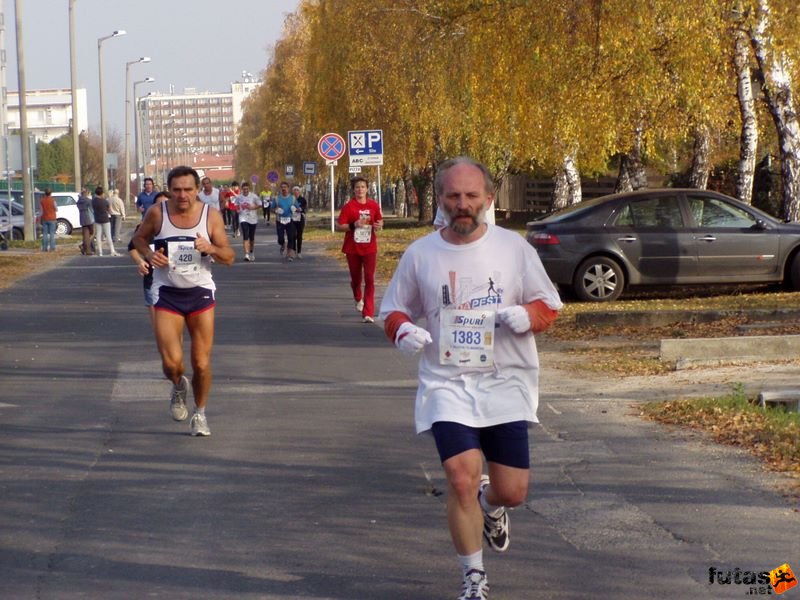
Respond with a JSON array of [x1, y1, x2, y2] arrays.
[[336, 176, 383, 323], [39, 188, 57, 252], [77, 187, 95, 255], [379, 156, 562, 600], [108, 188, 127, 242], [92, 186, 119, 257], [291, 185, 308, 258], [135, 177, 158, 218]]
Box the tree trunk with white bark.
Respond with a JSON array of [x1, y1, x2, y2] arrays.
[[750, 0, 800, 220], [615, 127, 648, 192], [688, 125, 711, 189], [734, 27, 758, 204]]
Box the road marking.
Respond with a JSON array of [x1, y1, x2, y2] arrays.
[[111, 362, 417, 403]]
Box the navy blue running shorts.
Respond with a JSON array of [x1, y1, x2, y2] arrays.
[[240, 221, 257, 242], [431, 420, 530, 469], [153, 285, 215, 317]]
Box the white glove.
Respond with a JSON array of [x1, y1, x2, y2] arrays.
[[497, 306, 531, 334], [395, 322, 432, 356], [290, 205, 297, 213], [275, 207, 284, 215]]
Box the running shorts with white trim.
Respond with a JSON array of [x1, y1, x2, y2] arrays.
[[153, 285, 215, 317]]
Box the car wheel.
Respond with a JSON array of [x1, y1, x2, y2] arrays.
[[56, 219, 72, 236], [573, 256, 625, 302], [788, 254, 800, 291], [11, 227, 24, 241]]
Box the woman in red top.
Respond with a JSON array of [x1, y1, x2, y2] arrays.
[[39, 188, 58, 252], [336, 177, 383, 323]]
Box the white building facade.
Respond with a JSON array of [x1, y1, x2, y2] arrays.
[[6, 88, 88, 143]]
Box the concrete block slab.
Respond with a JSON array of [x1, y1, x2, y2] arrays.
[[660, 334, 800, 366]]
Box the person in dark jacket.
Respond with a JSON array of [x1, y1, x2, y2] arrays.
[[77, 188, 95, 255], [92, 186, 119, 256]]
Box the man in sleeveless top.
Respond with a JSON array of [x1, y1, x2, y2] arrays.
[[132, 166, 235, 436]]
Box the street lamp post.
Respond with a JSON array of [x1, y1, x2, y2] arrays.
[[133, 77, 154, 197], [97, 29, 125, 193], [68, 0, 81, 193], [124, 57, 150, 207]]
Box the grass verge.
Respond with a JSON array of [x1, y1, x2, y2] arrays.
[[641, 385, 800, 482]]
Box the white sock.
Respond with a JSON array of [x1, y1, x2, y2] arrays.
[[195, 407, 205, 416], [479, 484, 505, 518], [457, 550, 484, 574]]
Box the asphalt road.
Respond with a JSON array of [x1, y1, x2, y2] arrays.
[[0, 232, 797, 599]]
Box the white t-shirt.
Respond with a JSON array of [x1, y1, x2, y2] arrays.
[[234, 193, 260, 225], [379, 224, 562, 433], [198, 187, 220, 209]]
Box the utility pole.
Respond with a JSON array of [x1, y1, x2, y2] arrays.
[[69, 0, 81, 193], [14, 0, 34, 241]]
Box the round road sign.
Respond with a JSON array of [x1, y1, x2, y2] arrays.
[[318, 133, 346, 161], [267, 171, 279, 183]]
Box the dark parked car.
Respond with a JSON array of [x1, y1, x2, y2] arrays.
[[526, 188, 800, 302]]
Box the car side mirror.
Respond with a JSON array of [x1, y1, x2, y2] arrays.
[[753, 219, 768, 230]]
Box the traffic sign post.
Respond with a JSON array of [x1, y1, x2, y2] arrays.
[[318, 133, 346, 232], [348, 129, 384, 213]]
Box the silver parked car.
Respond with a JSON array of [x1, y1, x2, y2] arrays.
[[526, 188, 800, 302]]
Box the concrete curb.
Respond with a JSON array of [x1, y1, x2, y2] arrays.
[[576, 308, 800, 328], [660, 334, 800, 369]]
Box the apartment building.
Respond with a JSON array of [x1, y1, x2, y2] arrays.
[[138, 76, 259, 180]]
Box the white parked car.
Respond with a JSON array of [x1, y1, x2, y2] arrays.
[[50, 192, 82, 235], [2, 190, 82, 236]]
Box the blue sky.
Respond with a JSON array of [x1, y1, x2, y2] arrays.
[[3, 0, 300, 135]]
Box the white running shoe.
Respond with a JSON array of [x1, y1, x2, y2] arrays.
[[362, 316, 374, 323], [170, 376, 189, 421], [190, 412, 211, 436], [458, 569, 489, 600], [355, 299, 364, 312], [479, 475, 510, 552]]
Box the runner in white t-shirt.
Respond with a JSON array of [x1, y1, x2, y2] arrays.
[[233, 182, 260, 262], [197, 176, 220, 210], [380, 156, 562, 600]]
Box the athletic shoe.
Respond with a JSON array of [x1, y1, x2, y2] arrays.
[[190, 412, 211, 436], [458, 569, 489, 600], [362, 316, 374, 323], [288, 256, 294, 262], [280, 245, 285, 256], [296, 253, 302, 259], [244, 254, 251, 262], [480, 475, 510, 552], [355, 299, 364, 312], [170, 376, 189, 421], [250, 253, 255, 262]]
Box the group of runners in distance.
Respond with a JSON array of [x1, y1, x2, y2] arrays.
[[126, 158, 562, 600]]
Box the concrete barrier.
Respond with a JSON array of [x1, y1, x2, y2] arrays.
[[659, 334, 800, 369], [758, 389, 800, 412]]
